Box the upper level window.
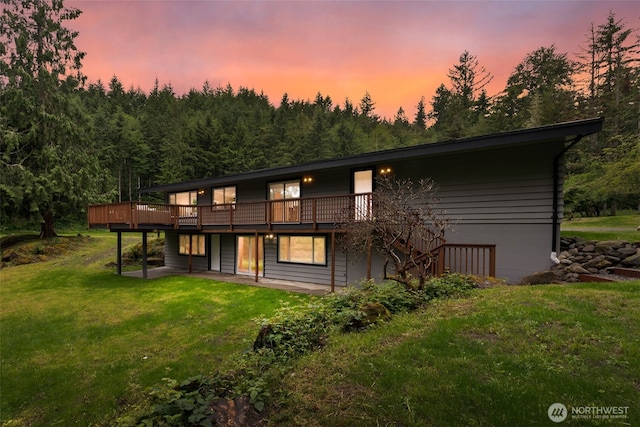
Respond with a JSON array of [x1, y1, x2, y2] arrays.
[[269, 180, 300, 222], [169, 191, 197, 206], [213, 186, 236, 209], [269, 181, 300, 200]]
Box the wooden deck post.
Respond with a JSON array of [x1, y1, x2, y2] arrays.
[[366, 237, 372, 280], [489, 245, 496, 277], [142, 232, 148, 279], [330, 231, 336, 293], [116, 231, 122, 275], [254, 231, 259, 283], [188, 234, 193, 274]]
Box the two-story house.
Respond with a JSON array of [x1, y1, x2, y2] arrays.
[[88, 118, 603, 286]]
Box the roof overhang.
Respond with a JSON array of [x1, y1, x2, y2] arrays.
[[141, 117, 604, 194]]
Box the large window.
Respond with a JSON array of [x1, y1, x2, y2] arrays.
[[169, 191, 197, 206], [170, 190, 198, 217], [179, 234, 206, 256], [269, 180, 300, 222], [278, 235, 326, 265], [212, 186, 236, 209], [269, 181, 300, 200]]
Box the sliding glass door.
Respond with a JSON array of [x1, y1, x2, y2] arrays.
[[236, 236, 263, 276]]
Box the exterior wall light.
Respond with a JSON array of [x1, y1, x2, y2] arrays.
[[380, 167, 392, 174], [197, 189, 205, 195], [303, 176, 314, 183]]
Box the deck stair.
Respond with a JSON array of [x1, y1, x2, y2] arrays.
[[388, 230, 497, 278], [388, 229, 444, 278]]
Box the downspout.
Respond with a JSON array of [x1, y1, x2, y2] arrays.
[[551, 135, 583, 264]]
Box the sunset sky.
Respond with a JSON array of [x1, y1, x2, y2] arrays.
[[66, 0, 638, 119]]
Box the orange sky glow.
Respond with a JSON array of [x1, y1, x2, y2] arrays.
[[67, 0, 639, 119]]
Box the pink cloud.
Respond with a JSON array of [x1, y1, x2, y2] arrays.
[[67, 0, 639, 119]]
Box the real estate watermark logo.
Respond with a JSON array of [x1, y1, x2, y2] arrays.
[[548, 403, 567, 423], [548, 403, 630, 423]]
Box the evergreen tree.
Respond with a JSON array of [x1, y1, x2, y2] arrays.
[[495, 45, 578, 128], [567, 12, 640, 215], [1, 0, 102, 236], [429, 51, 493, 138], [592, 12, 639, 139], [413, 97, 427, 129]]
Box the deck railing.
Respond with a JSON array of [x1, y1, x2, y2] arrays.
[[88, 194, 372, 229], [89, 196, 496, 277], [431, 243, 496, 277]]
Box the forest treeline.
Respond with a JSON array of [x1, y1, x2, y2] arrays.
[[1, 1, 639, 235]]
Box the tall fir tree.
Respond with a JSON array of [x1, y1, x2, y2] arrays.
[[1, 0, 102, 236]]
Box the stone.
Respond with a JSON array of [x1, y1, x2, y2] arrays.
[[567, 264, 590, 274], [594, 260, 613, 269], [582, 255, 605, 268], [622, 253, 640, 267], [533, 239, 639, 283], [520, 271, 559, 285], [209, 396, 262, 427], [596, 240, 625, 249], [616, 247, 638, 257]]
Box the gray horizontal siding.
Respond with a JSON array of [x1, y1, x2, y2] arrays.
[[395, 143, 563, 225], [220, 234, 236, 274], [164, 230, 181, 268], [263, 238, 347, 286], [164, 230, 209, 270]]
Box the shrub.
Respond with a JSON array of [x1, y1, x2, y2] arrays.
[[133, 274, 481, 426], [253, 301, 331, 360], [323, 280, 423, 331], [422, 273, 476, 300]]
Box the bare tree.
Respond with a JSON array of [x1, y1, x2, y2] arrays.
[[338, 175, 451, 289]]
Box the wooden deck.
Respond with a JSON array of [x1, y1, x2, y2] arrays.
[[88, 194, 371, 230], [89, 194, 496, 278]]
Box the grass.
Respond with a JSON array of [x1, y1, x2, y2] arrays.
[[272, 282, 640, 426], [561, 213, 640, 241], [2, 227, 640, 426], [0, 232, 312, 426]]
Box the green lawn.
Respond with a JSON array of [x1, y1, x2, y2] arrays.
[[0, 233, 311, 426], [561, 213, 640, 241], [2, 231, 640, 426], [272, 282, 640, 426]]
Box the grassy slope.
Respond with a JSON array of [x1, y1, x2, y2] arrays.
[[2, 221, 639, 426], [272, 283, 640, 426], [0, 233, 310, 426]]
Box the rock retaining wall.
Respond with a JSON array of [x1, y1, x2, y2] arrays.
[[522, 237, 640, 284]]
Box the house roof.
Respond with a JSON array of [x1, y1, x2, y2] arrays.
[[141, 117, 604, 194]]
